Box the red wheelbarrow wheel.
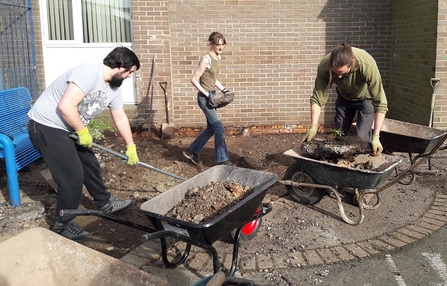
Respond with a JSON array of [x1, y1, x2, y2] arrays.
[[230, 206, 262, 243]]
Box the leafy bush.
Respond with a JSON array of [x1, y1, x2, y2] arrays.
[[88, 117, 117, 140]]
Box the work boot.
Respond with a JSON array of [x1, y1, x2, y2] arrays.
[[183, 149, 202, 165], [100, 196, 134, 213], [53, 220, 91, 241], [218, 160, 236, 167]]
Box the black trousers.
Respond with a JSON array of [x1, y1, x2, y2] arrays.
[[28, 121, 110, 222], [334, 94, 374, 142]]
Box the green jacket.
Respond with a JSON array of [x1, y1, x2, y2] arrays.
[[310, 47, 388, 114]]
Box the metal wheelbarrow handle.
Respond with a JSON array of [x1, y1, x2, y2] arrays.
[[59, 209, 154, 233]]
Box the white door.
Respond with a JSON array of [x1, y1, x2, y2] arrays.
[[39, 0, 136, 103]]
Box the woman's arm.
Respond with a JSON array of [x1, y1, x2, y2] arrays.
[[191, 57, 210, 96]]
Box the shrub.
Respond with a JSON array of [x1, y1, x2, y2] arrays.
[[88, 117, 117, 140]]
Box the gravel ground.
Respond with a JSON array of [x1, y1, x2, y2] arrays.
[[1, 131, 446, 285]]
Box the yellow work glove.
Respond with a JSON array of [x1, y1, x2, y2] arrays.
[[302, 124, 318, 142], [371, 134, 383, 156], [75, 127, 93, 148], [125, 144, 139, 165]]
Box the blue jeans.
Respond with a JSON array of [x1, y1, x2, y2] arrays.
[[188, 91, 230, 163]]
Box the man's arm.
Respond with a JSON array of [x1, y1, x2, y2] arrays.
[[110, 108, 139, 165], [310, 103, 321, 125], [373, 112, 385, 136], [58, 82, 86, 131], [110, 108, 135, 146], [364, 58, 388, 114]]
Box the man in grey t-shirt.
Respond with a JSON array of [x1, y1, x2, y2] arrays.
[[28, 47, 141, 241]]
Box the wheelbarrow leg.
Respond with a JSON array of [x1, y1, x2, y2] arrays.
[[327, 185, 365, 226], [142, 230, 220, 273], [160, 238, 192, 268], [353, 188, 381, 210], [280, 181, 365, 225], [229, 227, 242, 277]]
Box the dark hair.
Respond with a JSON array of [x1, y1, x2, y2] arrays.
[[329, 42, 353, 70], [103, 47, 140, 71], [207, 31, 226, 46], [327, 42, 354, 88]]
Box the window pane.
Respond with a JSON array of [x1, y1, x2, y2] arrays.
[[81, 0, 132, 43], [47, 0, 74, 40]]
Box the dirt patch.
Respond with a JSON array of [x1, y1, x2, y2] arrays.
[[0, 132, 301, 258], [0, 130, 446, 269], [166, 181, 254, 224]]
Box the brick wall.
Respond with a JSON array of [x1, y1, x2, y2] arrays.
[[389, 0, 439, 126], [131, 0, 393, 131], [33, 0, 447, 132], [435, 0, 447, 128], [131, 0, 172, 127]]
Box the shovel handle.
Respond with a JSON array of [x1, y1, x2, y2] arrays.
[[159, 81, 167, 94], [69, 133, 186, 181], [94, 143, 186, 180], [160, 81, 170, 123], [206, 271, 226, 286]]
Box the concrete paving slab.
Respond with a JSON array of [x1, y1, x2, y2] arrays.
[[0, 227, 167, 286]]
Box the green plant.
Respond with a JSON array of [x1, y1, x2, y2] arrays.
[[330, 128, 344, 139], [88, 117, 117, 140]]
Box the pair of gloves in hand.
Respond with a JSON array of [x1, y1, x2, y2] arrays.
[[75, 127, 139, 165], [302, 124, 383, 156]]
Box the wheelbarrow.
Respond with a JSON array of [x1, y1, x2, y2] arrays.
[[379, 118, 447, 185], [280, 147, 403, 225], [60, 165, 278, 277]]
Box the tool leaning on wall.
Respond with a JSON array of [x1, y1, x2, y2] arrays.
[[159, 81, 176, 139]]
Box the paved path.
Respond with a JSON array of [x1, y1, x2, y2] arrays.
[[119, 183, 447, 285]]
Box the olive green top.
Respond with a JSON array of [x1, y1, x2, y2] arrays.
[[310, 47, 388, 114], [199, 52, 220, 91]]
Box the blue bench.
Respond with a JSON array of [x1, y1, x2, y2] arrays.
[[0, 87, 41, 207]]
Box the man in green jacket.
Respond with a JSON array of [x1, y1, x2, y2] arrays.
[[303, 42, 388, 155]]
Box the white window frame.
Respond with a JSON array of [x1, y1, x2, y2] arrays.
[[40, 0, 132, 48]]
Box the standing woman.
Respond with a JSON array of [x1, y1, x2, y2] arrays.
[[183, 31, 235, 166]]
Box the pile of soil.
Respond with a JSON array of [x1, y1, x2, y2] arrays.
[[166, 180, 254, 224], [301, 135, 372, 160]]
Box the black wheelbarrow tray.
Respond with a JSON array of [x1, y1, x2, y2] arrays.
[[280, 147, 403, 225], [379, 118, 447, 184], [61, 165, 278, 277]]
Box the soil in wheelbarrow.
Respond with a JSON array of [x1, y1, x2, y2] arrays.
[[301, 134, 372, 160], [166, 180, 254, 224]]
